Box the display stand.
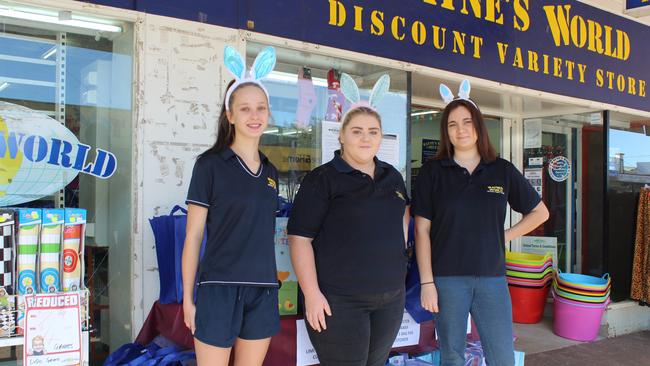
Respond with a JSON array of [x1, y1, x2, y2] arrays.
[[0, 290, 90, 365], [0, 208, 90, 365]]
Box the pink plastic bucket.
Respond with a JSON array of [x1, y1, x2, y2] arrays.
[[552, 292, 608, 341]]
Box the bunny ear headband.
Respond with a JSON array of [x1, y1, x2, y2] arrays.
[[340, 73, 390, 113], [439, 79, 479, 110], [223, 45, 277, 111]]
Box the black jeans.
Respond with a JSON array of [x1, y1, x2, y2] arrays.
[[306, 288, 405, 366]]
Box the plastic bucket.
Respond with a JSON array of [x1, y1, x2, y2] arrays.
[[507, 267, 554, 279], [556, 277, 610, 292], [506, 251, 551, 265], [552, 292, 608, 342], [506, 262, 552, 272], [551, 289, 609, 309], [554, 281, 611, 297], [506, 259, 553, 270], [552, 283, 610, 303], [506, 276, 552, 287], [509, 284, 549, 324], [557, 272, 610, 288], [555, 274, 610, 292], [507, 276, 552, 287]]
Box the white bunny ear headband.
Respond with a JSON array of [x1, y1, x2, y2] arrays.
[[223, 45, 277, 111], [340, 73, 390, 113], [439, 79, 479, 110]]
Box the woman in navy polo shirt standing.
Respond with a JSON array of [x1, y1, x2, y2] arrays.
[[288, 74, 410, 366], [181, 46, 280, 366], [412, 80, 549, 366]]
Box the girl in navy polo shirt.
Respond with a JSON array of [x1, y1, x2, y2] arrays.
[[181, 46, 279, 366], [288, 75, 410, 366], [412, 80, 549, 366]]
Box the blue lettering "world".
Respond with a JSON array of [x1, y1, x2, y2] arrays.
[[0, 132, 117, 179]]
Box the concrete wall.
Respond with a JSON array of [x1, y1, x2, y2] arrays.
[[603, 301, 650, 337], [131, 14, 242, 340]]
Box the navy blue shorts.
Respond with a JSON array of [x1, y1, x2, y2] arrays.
[[194, 284, 280, 348]]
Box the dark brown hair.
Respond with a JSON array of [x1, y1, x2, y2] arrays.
[[199, 80, 267, 158], [435, 99, 497, 161]]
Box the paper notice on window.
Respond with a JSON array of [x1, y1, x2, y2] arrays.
[[521, 236, 558, 269], [321, 121, 399, 167], [296, 319, 319, 366], [23, 293, 82, 366], [391, 310, 420, 348], [524, 119, 542, 149], [524, 168, 544, 197], [321, 120, 342, 165], [378, 134, 400, 167]]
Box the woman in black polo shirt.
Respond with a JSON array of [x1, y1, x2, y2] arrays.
[[288, 79, 410, 365], [412, 81, 549, 366], [181, 46, 279, 366]]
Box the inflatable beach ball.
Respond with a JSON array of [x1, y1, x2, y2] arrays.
[[0, 101, 80, 206]]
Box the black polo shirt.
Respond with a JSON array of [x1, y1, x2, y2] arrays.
[[288, 151, 409, 295], [186, 147, 279, 287], [412, 157, 540, 277]]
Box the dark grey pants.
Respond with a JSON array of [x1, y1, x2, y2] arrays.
[[306, 288, 405, 366]]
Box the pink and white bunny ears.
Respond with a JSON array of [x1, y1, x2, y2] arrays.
[[223, 45, 277, 111], [340, 73, 390, 114], [439, 79, 479, 110]]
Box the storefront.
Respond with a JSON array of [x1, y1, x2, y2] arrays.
[[1, 0, 650, 362]]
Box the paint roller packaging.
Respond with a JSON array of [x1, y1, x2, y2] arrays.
[[0, 209, 16, 337], [16, 209, 41, 296], [16, 208, 41, 335], [63, 209, 85, 293], [39, 209, 64, 294]]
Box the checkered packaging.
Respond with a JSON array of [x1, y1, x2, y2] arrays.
[[0, 210, 15, 295]]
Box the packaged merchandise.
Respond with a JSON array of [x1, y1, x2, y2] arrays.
[[39, 209, 64, 293], [0, 209, 15, 295], [0, 210, 16, 337], [62, 209, 86, 292], [16, 209, 41, 295]]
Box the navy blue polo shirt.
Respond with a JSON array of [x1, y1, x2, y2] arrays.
[[288, 151, 409, 295], [412, 157, 541, 277], [186, 147, 279, 287]]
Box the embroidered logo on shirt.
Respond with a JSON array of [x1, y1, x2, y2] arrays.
[[267, 177, 277, 190], [487, 185, 505, 195], [395, 191, 406, 201]]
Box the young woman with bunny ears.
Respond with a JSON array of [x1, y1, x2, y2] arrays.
[[181, 46, 280, 366], [412, 80, 549, 366], [288, 74, 410, 366]]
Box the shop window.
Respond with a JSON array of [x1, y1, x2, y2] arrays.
[[248, 44, 408, 204], [523, 114, 594, 275], [607, 116, 650, 301], [0, 3, 132, 359]]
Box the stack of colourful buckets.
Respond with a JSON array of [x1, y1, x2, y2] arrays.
[[552, 271, 610, 341], [505, 251, 553, 323]]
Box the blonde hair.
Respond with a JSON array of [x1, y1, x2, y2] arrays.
[[339, 107, 382, 153]]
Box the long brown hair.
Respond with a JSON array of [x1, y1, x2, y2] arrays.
[[199, 80, 267, 158], [435, 99, 497, 161]]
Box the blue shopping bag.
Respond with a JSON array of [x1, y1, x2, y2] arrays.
[[149, 206, 206, 304], [104, 342, 195, 366], [103, 343, 146, 366]]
